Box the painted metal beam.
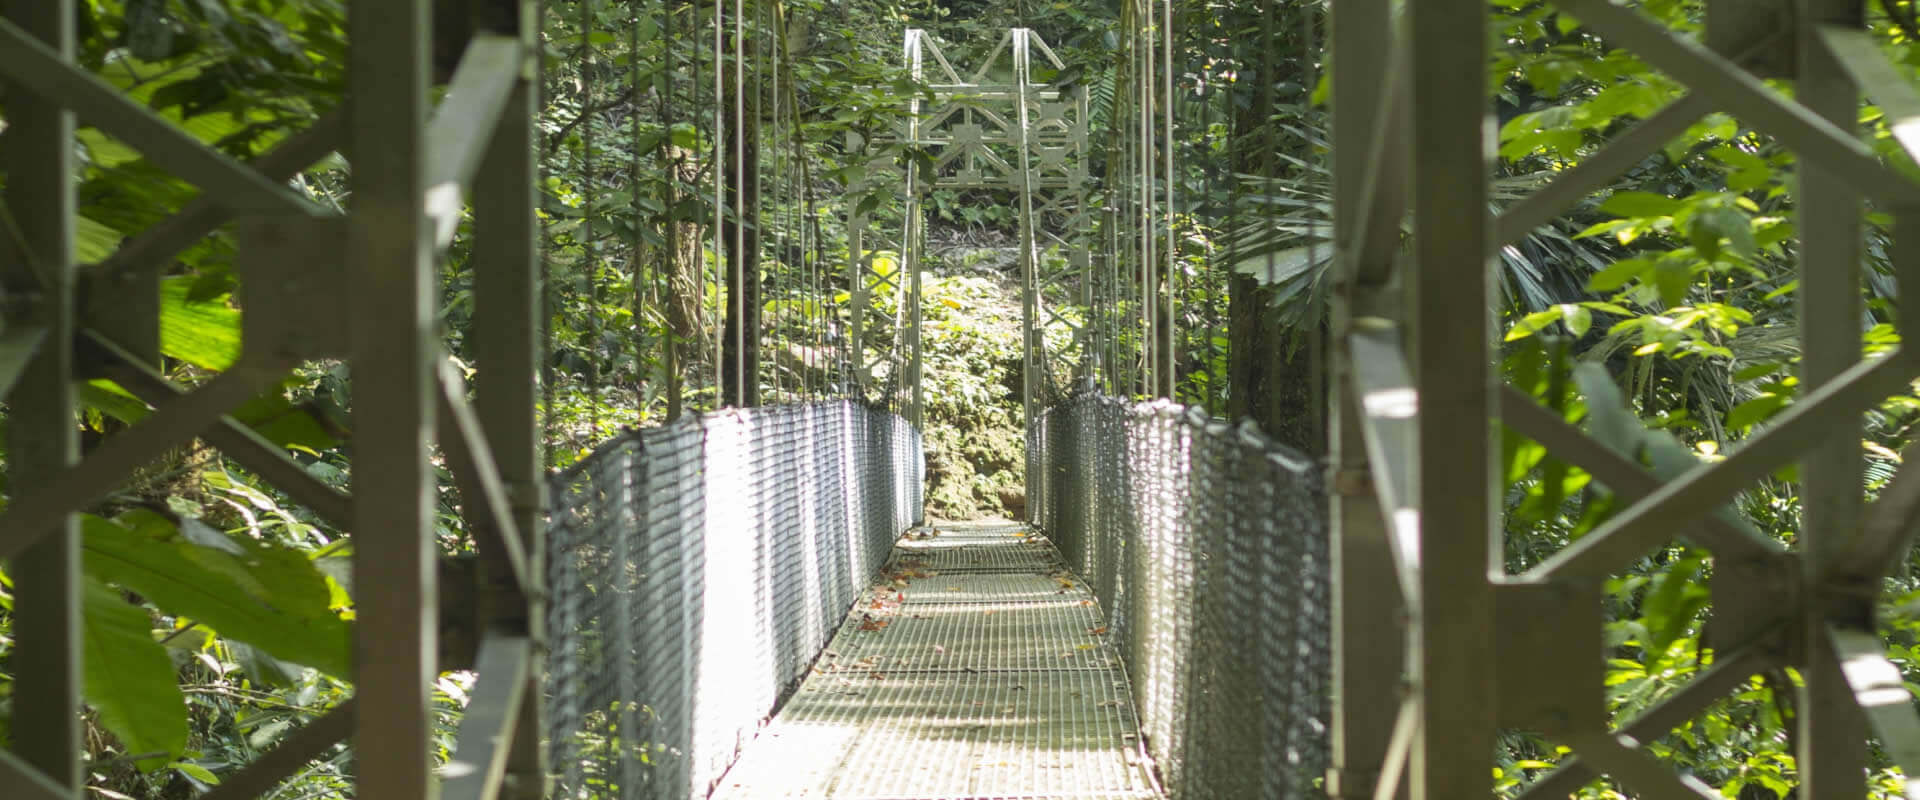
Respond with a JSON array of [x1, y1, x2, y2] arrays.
[[1, 0, 82, 791], [468, 13, 546, 793], [427, 35, 530, 249], [436, 361, 531, 595], [347, 0, 440, 796], [0, 750, 69, 800], [1408, 2, 1497, 798], [441, 636, 533, 800], [1328, 0, 1410, 794]]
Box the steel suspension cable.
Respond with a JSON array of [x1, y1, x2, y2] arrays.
[[712, 0, 726, 409], [730, 0, 746, 407], [584, 3, 605, 439], [1161, 0, 1175, 400], [541, 21, 558, 466], [630, 0, 648, 418]]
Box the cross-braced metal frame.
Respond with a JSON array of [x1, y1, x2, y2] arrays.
[[1330, 1, 1920, 797], [847, 28, 1091, 428], [0, 1, 548, 797]]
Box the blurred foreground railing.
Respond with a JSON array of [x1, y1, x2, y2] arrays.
[[1028, 392, 1331, 800], [543, 401, 923, 799]]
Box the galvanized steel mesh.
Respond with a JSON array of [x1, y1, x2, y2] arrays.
[[1028, 392, 1331, 800], [544, 400, 924, 799]]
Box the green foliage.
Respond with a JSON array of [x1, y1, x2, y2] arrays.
[[82, 579, 189, 772], [82, 510, 351, 678]]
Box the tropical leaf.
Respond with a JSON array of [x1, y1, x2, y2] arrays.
[[83, 578, 188, 771], [81, 510, 352, 677]]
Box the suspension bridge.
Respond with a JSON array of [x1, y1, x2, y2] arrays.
[[5, 0, 1920, 799]]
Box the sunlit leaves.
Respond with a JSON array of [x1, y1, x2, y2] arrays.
[[83, 510, 353, 677], [83, 579, 188, 771]]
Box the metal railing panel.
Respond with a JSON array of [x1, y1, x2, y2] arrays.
[[1030, 392, 1330, 800], [544, 401, 923, 799]]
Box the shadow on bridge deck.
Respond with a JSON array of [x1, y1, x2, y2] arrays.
[[709, 521, 1164, 800]]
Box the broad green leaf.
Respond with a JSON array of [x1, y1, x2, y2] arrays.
[[1588, 257, 1652, 292], [80, 379, 154, 425], [1598, 191, 1683, 219], [1561, 304, 1592, 338], [1231, 244, 1330, 287], [170, 761, 221, 785], [1572, 364, 1643, 457], [83, 579, 187, 771], [159, 278, 242, 370], [1639, 553, 1708, 659], [82, 511, 352, 677], [1727, 393, 1788, 430], [1731, 362, 1785, 382], [76, 215, 125, 263]]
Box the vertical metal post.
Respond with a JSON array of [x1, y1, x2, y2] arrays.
[[905, 32, 926, 429], [1128, 7, 1144, 399], [1, 0, 81, 789], [475, 4, 546, 795], [1159, 0, 1176, 400], [348, 1, 438, 796], [1795, 1, 1869, 793], [730, 0, 747, 407], [1408, 1, 1496, 798], [1327, 0, 1406, 795], [1016, 29, 1041, 430], [713, 0, 728, 405]]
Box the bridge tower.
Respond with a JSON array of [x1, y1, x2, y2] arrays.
[[845, 28, 1091, 430], [1330, 0, 1920, 797]]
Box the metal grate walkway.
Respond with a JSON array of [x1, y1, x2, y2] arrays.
[[709, 522, 1163, 800]]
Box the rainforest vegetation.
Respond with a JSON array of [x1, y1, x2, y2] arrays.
[[9, 0, 1920, 797]]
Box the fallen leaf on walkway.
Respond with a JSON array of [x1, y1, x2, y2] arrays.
[[933, 645, 946, 655], [1089, 626, 1109, 635], [946, 586, 961, 592], [869, 672, 886, 680], [859, 616, 889, 632], [1076, 644, 1095, 650]]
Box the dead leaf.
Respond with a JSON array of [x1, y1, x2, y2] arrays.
[[1089, 626, 1109, 635]]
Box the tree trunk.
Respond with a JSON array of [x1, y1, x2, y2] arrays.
[[719, 33, 762, 407], [1224, 6, 1324, 456], [662, 147, 706, 419], [1227, 275, 1319, 454]]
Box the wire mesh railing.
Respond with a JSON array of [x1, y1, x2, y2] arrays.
[[544, 400, 923, 799], [1028, 392, 1331, 800]]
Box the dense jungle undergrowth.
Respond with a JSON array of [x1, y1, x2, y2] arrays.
[[918, 231, 1026, 520]]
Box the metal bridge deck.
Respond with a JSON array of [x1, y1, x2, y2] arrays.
[[709, 522, 1163, 800]]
